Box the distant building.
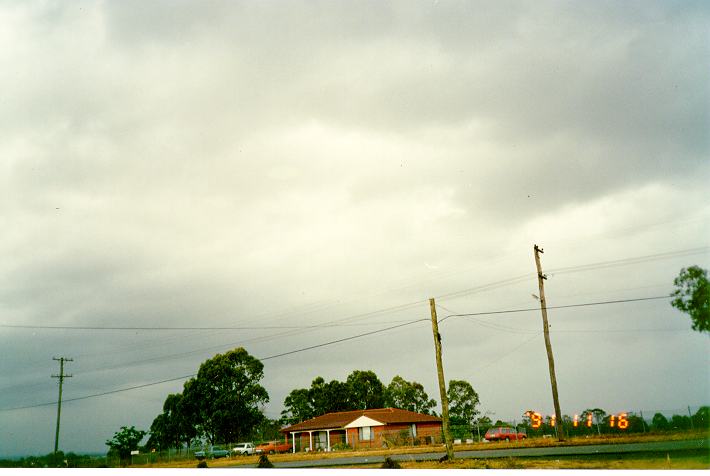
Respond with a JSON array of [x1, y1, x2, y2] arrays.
[[281, 407, 443, 452]]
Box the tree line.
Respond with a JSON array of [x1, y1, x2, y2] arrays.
[[128, 346, 482, 458], [280, 370, 481, 428]]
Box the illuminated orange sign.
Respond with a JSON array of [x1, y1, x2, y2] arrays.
[[528, 411, 543, 429], [526, 411, 630, 430]]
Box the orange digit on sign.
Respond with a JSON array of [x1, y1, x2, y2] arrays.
[[618, 413, 629, 429], [587, 414, 593, 427], [530, 412, 542, 429]]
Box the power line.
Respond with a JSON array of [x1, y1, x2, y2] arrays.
[[259, 319, 428, 361], [435, 246, 708, 304], [0, 293, 686, 413], [4, 247, 703, 333], [9, 295, 674, 384], [0, 293, 679, 410], [61, 319, 430, 379], [0, 374, 197, 412], [546, 246, 709, 276], [0, 319, 429, 412], [438, 295, 670, 323], [472, 332, 543, 373], [0, 322, 409, 331]]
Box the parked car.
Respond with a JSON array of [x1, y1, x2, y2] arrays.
[[232, 442, 255, 455], [484, 427, 527, 442], [194, 446, 230, 459], [255, 441, 292, 454]]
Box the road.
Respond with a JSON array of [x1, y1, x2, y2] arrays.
[[231, 439, 709, 468]]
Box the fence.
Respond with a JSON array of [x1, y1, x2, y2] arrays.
[[496, 405, 708, 438]]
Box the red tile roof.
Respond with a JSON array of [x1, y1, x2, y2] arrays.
[[282, 408, 442, 433]]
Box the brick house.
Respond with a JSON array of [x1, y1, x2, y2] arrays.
[[281, 407, 443, 452]]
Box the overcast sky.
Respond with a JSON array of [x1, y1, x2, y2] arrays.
[[1, 0, 708, 457]]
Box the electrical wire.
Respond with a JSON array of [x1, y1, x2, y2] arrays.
[[3, 247, 702, 333], [438, 295, 670, 324], [0, 319, 429, 412], [546, 247, 709, 276], [0, 293, 680, 409]]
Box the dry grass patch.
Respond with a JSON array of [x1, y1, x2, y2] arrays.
[[132, 430, 709, 469], [396, 454, 709, 470], [349, 453, 709, 470]]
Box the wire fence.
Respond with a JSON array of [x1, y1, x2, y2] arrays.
[[85, 404, 710, 467], [475, 405, 709, 440]]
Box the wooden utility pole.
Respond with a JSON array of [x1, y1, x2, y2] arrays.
[[429, 298, 454, 460], [533, 245, 565, 441], [52, 357, 72, 454]]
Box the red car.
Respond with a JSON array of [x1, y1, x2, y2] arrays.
[[484, 426, 527, 442], [255, 441, 292, 454]]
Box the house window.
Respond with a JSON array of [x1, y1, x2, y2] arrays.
[[358, 426, 373, 441]]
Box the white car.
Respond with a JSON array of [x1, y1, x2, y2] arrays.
[[232, 442, 255, 455]]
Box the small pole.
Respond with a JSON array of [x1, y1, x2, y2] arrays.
[[52, 357, 73, 454], [430, 298, 455, 461], [688, 406, 694, 430]]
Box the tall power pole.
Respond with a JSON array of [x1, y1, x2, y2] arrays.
[[429, 298, 454, 461], [52, 357, 72, 454], [533, 245, 565, 441]]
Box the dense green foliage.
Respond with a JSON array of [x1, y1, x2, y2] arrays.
[[182, 347, 269, 444], [144, 347, 269, 451], [146, 393, 196, 452], [346, 370, 386, 410], [447, 380, 480, 427], [281, 370, 443, 424], [0, 451, 105, 468], [106, 426, 147, 464], [385, 375, 437, 414], [671, 265, 709, 333], [281, 370, 386, 424]]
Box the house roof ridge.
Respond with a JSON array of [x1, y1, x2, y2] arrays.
[[280, 407, 442, 433]]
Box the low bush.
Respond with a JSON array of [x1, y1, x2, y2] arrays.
[[381, 457, 402, 469], [331, 443, 352, 451], [257, 455, 274, 468]]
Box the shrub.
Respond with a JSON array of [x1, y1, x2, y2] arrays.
[[257, 455, 274, 468], [331, 443, 352, 451], [197, 461, 208, 468], [381, 457, 401, 469]]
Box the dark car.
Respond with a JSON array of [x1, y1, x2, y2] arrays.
[[195, 446, 230, 459], [484, 426, 526, 442]]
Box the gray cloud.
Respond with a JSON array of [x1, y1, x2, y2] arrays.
[[0, 0, 708, 457]]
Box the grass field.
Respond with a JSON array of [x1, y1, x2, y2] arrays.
[[133, 430, 710, 469], [351, 450, 710, 470]]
